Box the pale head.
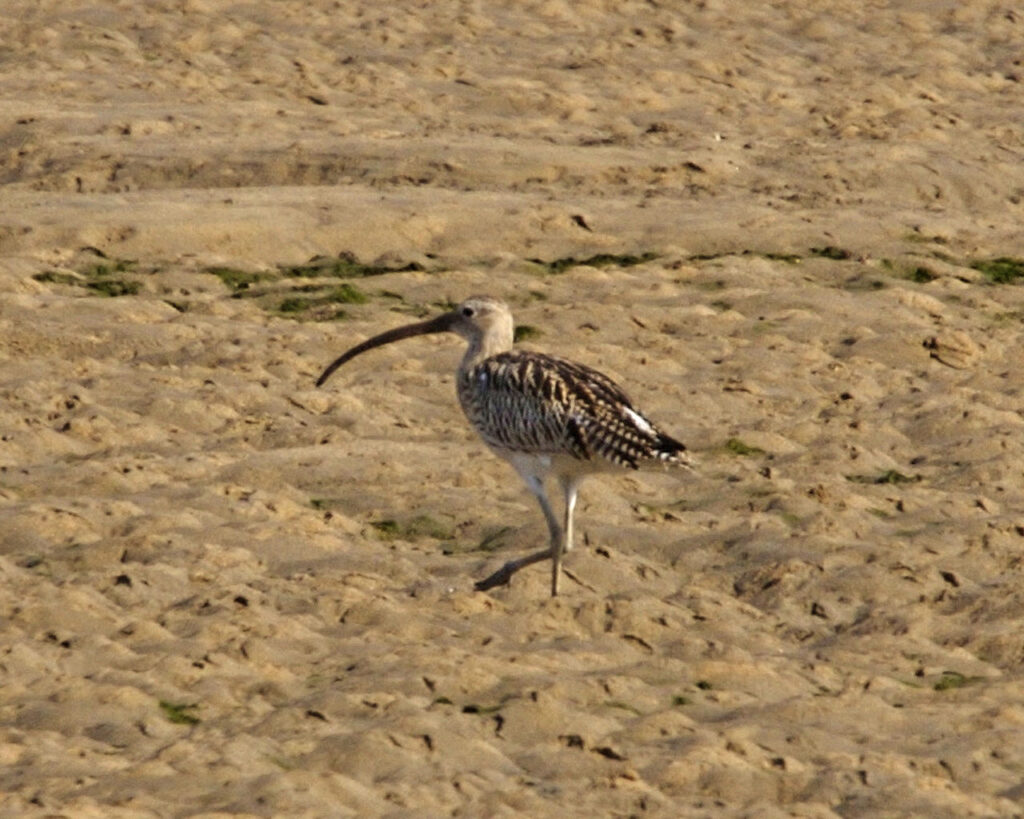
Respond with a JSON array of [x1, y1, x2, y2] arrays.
[[448, 296, 514, 360], [316, 295, 515, 387]]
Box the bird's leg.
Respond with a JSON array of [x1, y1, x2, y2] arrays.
[[474, 474, 563, 594], [550, 476, 581, 596], [560, 476, 581, 553]]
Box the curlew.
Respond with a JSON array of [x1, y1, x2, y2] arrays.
[[316, 296, 692, 596]]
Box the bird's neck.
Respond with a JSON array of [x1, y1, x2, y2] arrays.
[[461, 325, 514, 370]]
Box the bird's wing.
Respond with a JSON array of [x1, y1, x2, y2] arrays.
[[461, 351, 688, 468]]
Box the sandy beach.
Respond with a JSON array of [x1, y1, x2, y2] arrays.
[[2, 1, 1024, 815]]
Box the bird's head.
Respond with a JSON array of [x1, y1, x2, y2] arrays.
[[446, 296, 513, 348], [315, 296, 515, 387]]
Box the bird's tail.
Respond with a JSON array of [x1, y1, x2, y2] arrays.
[[654, 433, 696, 470]]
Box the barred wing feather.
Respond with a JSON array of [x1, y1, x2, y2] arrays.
[[457, 351, 688, 469]]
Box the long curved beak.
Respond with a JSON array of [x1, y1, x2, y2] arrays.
[[315, 310, 458, 387]]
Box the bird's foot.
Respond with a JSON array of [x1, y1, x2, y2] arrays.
[[474, 549, 554, 593], [474, 562, 517, 592]]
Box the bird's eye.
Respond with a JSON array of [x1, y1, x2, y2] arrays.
[[462, 306, 475, 317]]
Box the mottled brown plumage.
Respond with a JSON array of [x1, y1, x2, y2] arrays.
[[458, 350, 687, 468], [316, 296, 691, 596]]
